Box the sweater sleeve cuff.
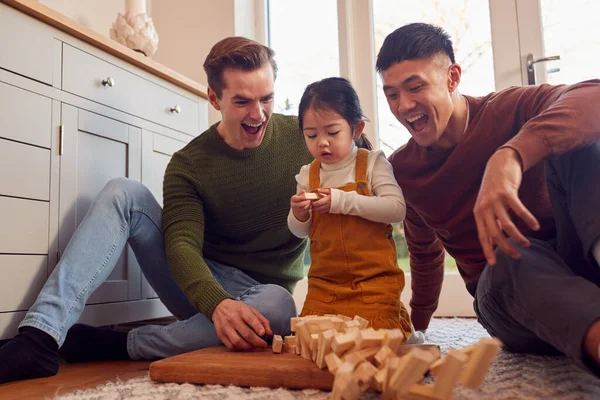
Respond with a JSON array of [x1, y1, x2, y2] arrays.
[[500, 133, 551, 172], [194, 283, 234, 321], [410, 309, 435, 332]]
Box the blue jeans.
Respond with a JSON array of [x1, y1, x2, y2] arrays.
[[474, 142, 600, 374], [19, 178, 297, 360]]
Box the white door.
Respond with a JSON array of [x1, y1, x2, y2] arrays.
[[514, 0, 600, 86], [59, 104, 142, 304], [140, 129, 188, 299]]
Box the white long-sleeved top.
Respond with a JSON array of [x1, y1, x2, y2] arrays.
[[288, 146, 406, 238]]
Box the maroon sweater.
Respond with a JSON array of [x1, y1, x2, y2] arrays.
[[389, 80, 600, 331]]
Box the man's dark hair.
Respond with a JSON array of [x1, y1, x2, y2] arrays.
[[376, 23, 455, 73]]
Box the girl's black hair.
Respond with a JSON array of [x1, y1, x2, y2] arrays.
[[298, 77, 372, 150]]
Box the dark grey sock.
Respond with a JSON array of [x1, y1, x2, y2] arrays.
[[59, 324, 130, 363], [0, 326, 59, 384]]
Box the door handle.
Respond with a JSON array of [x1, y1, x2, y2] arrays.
[[526, 54, 560, 85]]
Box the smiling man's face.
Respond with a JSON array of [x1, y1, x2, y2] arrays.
[[381, 54, 458, 149], [208, 64, 275, 150]]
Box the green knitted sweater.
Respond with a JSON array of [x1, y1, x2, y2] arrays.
[[162, 113, 312, 320]]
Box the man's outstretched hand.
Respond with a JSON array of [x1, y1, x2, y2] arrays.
[[473, 148, 540, 265], [211, 299, 272, 351]]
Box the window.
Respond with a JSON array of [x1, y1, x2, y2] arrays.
[[373, 0, 496, 156], [267, 0, 340, 115], [540, 0, 600, 84]]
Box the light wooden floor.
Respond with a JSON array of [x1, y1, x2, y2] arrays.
[[0, 361, 151, 400]]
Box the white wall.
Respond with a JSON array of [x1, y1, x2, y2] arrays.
[[39, 0, 126, 37]]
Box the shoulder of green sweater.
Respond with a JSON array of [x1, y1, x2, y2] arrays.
[[270, 113, 299, 127], [169, 123, 219, 163]]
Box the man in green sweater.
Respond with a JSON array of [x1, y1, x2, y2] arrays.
[[0, 37, 312, 383]]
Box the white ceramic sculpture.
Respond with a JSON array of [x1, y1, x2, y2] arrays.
[[110, 9, 158, 57]]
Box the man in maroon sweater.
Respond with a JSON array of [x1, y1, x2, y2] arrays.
[[378, 23, 600, 374]]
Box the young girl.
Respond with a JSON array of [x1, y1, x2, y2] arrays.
[[288, 77, 418, 342]]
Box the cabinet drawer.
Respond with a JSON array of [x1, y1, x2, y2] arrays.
[[0, 197, 49, 254], [0, 139, 50, 201], [63, 44, 199, 135], [0, 255, 47, 312], [0, 3, 55, 85], [0, 81, 52, 148]]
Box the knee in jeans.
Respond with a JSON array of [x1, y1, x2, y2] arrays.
[[254, 285, 297, 337], [101, 178, 152, 206]]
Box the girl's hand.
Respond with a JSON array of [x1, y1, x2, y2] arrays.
[[291, 190, 312, 222], [312, 188, 332, 214]]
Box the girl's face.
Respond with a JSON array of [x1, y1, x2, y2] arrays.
[[302, 107, 364, 164]]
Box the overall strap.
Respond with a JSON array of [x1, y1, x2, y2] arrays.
[[308, 159, 321, 191], [355, 148, 369, 182]]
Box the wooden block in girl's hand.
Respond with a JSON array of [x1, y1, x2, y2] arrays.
[[304, 192, 320, 200]]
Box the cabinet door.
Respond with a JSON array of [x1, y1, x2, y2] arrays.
[[140, 130, 187, 298], [59, 105, 142, 304]]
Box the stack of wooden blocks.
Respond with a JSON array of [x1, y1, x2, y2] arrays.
[[270, 315, 501, 400]]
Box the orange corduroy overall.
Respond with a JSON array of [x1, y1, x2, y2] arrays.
[[299, 149, 412, 338]]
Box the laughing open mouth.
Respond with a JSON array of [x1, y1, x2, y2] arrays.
[[406, 113, 429, 132], [242, 121, 264, 135]]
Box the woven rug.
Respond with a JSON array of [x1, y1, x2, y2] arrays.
[[55, 318, 600, 399]]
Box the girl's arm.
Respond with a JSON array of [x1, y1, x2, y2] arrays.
[[330, 151, 406, 223], [287, 165, 313, 238]]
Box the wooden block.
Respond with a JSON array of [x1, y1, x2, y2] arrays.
[[374, 367, 387, 392], [325, 352, 343, 374], [374, 345, 394, 367], [282, 343, 295, 354], [290, 317, 301, 332], [396, 344, 441, 358], [383, 355, 402, 394], [355, 346, 380, 364], [459, 337, 502, 388], [284, 335, 297, 345], [332, 331, 359, 356], [341, 351, 366, 368], [330, 317, 345, 332], [384, 329, 405, 352], [331, 370, 361, 400], [304, 192, 320, 200], [319, 321, 336, 332], [296, 321, 312, 360], [272, 335, 283, 354], [458, 343, 477, 357], [429, 347, 466, 376], [355, 329, 387, 349], [354, 361, 378, 392], [405, 384, 438, 400], [353, 315, 369, 330], [343, 320, 361, 332], [316, 328, 337, 369], [432, 349, 467, 400], [388, 349, 437, 398], [311, 334, 319, 361]]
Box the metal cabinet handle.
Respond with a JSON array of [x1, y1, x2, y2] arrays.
[[101, 77, 115, 87], [170, 105, 181, 114], [526, 54, 560, 85]]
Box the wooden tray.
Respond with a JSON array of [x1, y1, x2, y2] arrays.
[[149, 344, 438, 390]]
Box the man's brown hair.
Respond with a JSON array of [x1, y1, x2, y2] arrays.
[[203, 37, 277, 98]]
